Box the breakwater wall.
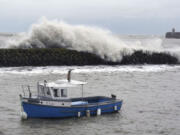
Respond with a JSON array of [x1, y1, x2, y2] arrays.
[[0, 48, 178, 67]]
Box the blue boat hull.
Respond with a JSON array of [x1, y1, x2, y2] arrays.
[[22, 100, 123, 118]]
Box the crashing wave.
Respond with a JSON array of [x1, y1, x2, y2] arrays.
[[6, 17, 173, 62]]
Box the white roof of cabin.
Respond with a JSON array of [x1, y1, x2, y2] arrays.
[[40, 79, 87, 88]]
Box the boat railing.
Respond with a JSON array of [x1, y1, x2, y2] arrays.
[[21, 85, 37, 98]]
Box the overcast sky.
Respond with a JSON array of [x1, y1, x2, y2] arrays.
[[0, 0, 180, 34]]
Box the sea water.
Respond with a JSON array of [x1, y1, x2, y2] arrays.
[[0, 65, 179, 135]]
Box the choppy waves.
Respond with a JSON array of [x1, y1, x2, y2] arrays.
[[0, 65, 179, 75]]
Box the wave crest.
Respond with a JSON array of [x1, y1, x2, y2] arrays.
[[7, 17, 168, 62]]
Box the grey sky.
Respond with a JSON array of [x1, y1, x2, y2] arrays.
[[0, 0, 180, 34]]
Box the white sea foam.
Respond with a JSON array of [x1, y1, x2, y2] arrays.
[[0, 65, 179, 75]]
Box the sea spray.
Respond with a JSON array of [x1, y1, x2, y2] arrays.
[[6, 17, 168, 62]]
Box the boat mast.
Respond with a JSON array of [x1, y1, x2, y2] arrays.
[[81, 84, 84, 101], [67, 69, 73, 82], [67, 69, 84, 100], [37, 82, 39, 97]]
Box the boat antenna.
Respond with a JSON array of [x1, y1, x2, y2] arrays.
[[67, 69, 73, 82], [44, 80, 47, 86]]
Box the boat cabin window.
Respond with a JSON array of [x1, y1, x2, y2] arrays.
[[53, 89, 59, 97], [39, 85, 46, 96], [46, 88, 51, 96], [38, 85, 52, 97], [61, 89, 67, 97], [52, 88, 67, 98], [44, 87, 52, 97]]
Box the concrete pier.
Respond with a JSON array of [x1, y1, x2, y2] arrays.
[[166, 28, 180, 39]]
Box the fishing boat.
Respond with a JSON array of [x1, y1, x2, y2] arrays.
[[19, 70, 123, 119]]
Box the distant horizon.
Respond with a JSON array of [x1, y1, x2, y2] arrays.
[[0, 30, 175, 36], [0, 18, 178, 36], [1, 30, 171, 35], [0, 17, 179, 35]]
